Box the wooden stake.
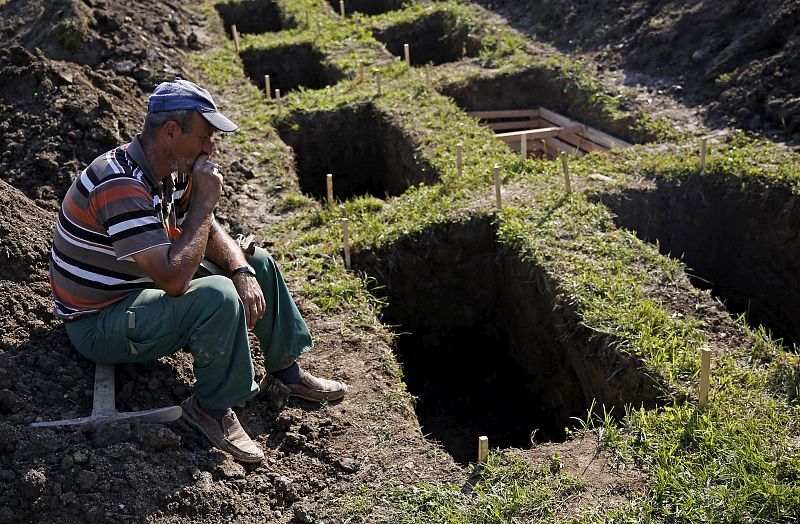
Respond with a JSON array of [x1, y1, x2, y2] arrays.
[[425, 64, 431, 88], [699, 137, 707, 174], [275, 88, 282, 116], [326, 174, 333, 204], [699, 346, 711, 407], [264, 75, 271, 99], [541, 139, 547, 158], [494, 164, 502, 209], [231, 24, 240, 53], [456, 142, 463, 177], [317, 20, 322, 36], [478, 436, 488, 464], [375, 71, 381, 95], [520, 132, 527, 159], [560, 151, 571, 194], [404, 43, 410, 66], [305, 10, 309, 28], [340, 0, 345, 17], [355, 16, 360, 31], [358, 63, 364, 82], [342, 218, 351, 270]]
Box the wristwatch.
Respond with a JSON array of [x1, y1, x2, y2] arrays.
[[231, 264, 256, 277]]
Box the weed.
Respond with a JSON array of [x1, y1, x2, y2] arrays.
[[54, 20, 86, 51]]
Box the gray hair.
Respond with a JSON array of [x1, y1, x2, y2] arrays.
[[142, 109, 195, 137]]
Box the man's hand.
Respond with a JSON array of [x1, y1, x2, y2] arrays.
[[190, 154, 223, 213], [232, 272, 266, 329], [133, 156, 221, 296]]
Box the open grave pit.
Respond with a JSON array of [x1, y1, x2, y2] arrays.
[[469, 107, 632, 160], [374, 10, 481, 67], [352, 217, 664, 464], [240, 42, 342, 95], [215, 0, 290, 36], [277, 103, 438, 200], [598, 176, 800, 348], [439, 69, 652, 147], [328, 0, 405, 16]]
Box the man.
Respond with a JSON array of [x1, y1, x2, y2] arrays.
[[49, 78, 347, 463]]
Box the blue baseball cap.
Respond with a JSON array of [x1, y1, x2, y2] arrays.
[[148, 77, 238, 132]]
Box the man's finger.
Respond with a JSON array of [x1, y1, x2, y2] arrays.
[[258, 297, 266, 320], [244, 305, 253, 330], [250, 303, 258, 329]]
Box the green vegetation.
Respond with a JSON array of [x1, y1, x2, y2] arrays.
[[53, 19, 87, 51], [197, 0, 800, 521], [329, 453, 589, 523]]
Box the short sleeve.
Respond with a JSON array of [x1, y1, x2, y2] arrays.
[[91, 178, 170, 260]]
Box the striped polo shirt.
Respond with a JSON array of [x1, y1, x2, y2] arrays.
[[49, 136, 193, 319]]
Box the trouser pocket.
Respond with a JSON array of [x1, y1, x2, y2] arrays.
[[123, 303, 180, 361]]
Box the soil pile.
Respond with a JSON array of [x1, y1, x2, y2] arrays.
[[479, 0, 800, 141]]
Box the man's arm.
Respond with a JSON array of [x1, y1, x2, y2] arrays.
[[132, 154, 221, 296], [204, 220, 248, 273], [204, 221, 266, 329]]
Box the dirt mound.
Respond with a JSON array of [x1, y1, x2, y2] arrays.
[[478, 0, 800, 141], [0, 44, 142, 210]]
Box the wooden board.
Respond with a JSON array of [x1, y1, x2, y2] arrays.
[[538, 107, 631, 149], [552, 130, 607, 154], [495, 126, 584, 140], [542, 136, 586, 158], [488, 120, 539, 131], [476, 107, 630, 157]]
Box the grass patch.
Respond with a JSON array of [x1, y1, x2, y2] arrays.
[[193, 0, 800, 520], [325, 452, 588, 523]]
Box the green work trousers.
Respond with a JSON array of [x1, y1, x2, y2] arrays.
[[64, 247, 312, 409]]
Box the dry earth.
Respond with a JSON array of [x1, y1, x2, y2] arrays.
[[478, 0, 800, 143]]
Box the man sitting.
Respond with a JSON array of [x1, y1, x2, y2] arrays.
[[49, 77, 347, 463]]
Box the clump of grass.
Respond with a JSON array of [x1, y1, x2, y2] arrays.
[[277, 193, 313, 212], [54, 20, 87, 51], [325, 452, 587, 523]]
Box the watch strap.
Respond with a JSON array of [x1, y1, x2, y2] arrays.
[[231, 264, 256, 277]]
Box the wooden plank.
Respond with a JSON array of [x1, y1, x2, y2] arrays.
[[488, 120, 539, 131], [469, 109, 540, 120], [539, 107, 632, 149], [496, 126, 583, 140], [543, 135, 585, 158], [505, 135, 586, 158], [556, 131, 607, 154], [538, 107, 631, 149]]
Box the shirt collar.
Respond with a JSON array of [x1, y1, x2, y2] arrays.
[[125, 134, 157, 189]]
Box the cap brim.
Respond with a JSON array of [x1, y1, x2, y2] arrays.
[[200, 109, 238, 132]]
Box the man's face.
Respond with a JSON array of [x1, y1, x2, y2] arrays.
[[172, 112, 216, 174]]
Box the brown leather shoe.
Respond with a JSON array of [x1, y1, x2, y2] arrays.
[[181, 396, 264, 464], [286, 369, 348, 403]]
